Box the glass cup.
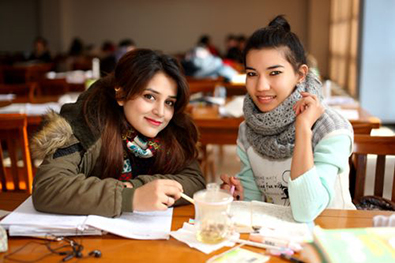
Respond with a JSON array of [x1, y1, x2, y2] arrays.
[[193, 183, 233, 244]]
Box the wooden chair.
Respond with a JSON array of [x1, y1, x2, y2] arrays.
[[2, 63, 53, 84], [350, 135, 395, 210], [187, 77, 222, 95], [0, 114, 33, 193], [352, 123, 374, 135], [0, 83, 38, 102], [221, 82, 247, 97], [38, 78, 70, 96]]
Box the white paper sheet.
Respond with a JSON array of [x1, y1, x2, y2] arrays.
[[0, 103, 61, 115], [230, 201, 313, 243], [0, 197, 88, 229], [333, 108, 359, 120], [0, 197, 173, 239], [219, 95, 244, 118], [85, 209, 173, 240]]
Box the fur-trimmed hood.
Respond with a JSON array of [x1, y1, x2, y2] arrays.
[[30, 111, 74, 160], [31, 81, 104, 160]]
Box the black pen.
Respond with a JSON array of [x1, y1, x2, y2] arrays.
[[280, 253, 307, 263]]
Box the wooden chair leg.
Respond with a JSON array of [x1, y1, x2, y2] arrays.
[[20, 128, 33, 194], [6, 136, 20, 191], [0, 144, 7, 192]]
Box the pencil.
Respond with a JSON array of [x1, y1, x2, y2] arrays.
[[180, 193, 194, 204]]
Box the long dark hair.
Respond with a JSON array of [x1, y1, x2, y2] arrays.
[[83, 49, 199, 179], [243, 15, 307, 72]]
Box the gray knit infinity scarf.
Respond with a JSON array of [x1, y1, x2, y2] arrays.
[[243, 72, 352, 160]]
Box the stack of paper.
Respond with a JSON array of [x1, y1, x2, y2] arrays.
[[219, 95, 244, 118], [0, 197, 173, 239], [0, 103, 61, 115], [230, 201, 313, 243]]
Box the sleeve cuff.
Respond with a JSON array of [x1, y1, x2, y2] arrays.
[[121, 187, 136, 212]]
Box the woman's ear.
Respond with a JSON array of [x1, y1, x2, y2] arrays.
[[115, 87, 124, 106], [117, 100, 124, 106], [297, 64, 309, 83]]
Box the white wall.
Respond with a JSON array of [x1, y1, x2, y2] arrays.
[[359, 0, 395, 123], [44, 0, 308, 55], [0, 0, 39, 53], [1, 0, 332, 77]]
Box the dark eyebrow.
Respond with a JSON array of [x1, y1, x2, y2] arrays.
[[245, 65, 284, 71], [267, 65, 284, 70], [146, 88, 177, 99]]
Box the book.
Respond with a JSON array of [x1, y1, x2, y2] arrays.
[[0, 196, 173, 239], [302, 226, 395, 263]]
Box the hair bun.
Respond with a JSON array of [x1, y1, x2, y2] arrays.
[[268, 15, 291, 32]]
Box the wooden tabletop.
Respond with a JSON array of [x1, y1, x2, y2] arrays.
[[189, 101, 381, 145], [0, 193, 393, 263]]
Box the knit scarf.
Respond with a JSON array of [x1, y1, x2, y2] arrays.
[[243, 72, 352, 160], [119, 128, 160, 181]]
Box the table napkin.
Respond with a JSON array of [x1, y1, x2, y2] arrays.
[[170, 222, 239, 254], [0, 225, 7, 252], [373, 214, 395, 227]]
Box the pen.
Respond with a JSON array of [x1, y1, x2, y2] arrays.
[[249, 233, 302, 252], [234, 238, 288, 251], [180, 193, 194, 204], [230, 185, 235, 196], [280, 253, 307, 263]]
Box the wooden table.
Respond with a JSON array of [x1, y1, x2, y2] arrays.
[[190, 102, 381, 145], [0, 193, 393, 263]]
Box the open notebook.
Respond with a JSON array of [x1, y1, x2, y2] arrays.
[[0, 196, 173, 239]]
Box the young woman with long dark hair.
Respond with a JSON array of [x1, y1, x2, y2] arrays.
[[32, 49, 205, 217]]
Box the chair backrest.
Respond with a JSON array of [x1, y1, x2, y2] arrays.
[[38, 78, 69, 96], [0, 114, 33, 193], [351, 135, 395, 206], [187, 77, 222, 95], [2, 64, 53, 84], [0, 83, 38, 102], [352, 123, 374, 135]]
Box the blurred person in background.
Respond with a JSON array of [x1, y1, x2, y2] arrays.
[[28, 36, 52, 63], [115, 38, 136, 62]]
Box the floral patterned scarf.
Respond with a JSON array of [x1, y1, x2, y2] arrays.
[[118, 128, 160, 181]]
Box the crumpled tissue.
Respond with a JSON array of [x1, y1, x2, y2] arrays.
[[0, 225, 7, 252], [170, 222, 239, 254], [373, 214, 395, 227]]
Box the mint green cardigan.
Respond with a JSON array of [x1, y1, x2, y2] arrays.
[[236, 132, 355, 223]]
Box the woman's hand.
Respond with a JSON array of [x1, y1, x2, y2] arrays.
[[133, 179, 183, 211], [220, 174, 244, 200], [293, 92, 325, 130]]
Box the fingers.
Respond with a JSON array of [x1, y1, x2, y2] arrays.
[[162, 195, 175, 207], [158, 179, 183, 192], [220, 174, 232, 191], [132, 179, 183, 211], [157, 180, 183, 202], [230, 177, 244, 200], [293, 92, 319, 116]]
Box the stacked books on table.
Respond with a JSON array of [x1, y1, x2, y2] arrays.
[[301, 226, 395, 263], [0, 196, 173, 239]]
